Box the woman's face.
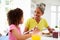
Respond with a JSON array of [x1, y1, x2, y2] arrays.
[[34, 7, 43, 18]]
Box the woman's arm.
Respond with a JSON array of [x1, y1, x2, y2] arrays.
[[47, 26, 54, 33], [12, 29, 31, 40]]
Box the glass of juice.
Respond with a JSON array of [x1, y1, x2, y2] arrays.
[[32, 34, 41, 40]]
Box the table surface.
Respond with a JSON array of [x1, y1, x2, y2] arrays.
[[26, 29, 60, 40], [26, 34, 60, 40], [0, 36, 60, 40]]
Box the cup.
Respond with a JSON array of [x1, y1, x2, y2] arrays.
[[32, 34, 41, 40], [53, 31, 58, 38]]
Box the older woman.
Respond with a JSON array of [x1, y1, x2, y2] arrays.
[[24, 3, 54, 34]]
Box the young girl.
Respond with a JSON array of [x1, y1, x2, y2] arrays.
[[7, 8, 32, 40]]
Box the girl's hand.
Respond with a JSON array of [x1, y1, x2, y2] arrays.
[[32, 27, 40, 34]]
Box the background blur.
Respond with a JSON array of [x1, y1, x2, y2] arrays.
[[0, 0, 31, 35], [31, 0, 60, 28], [0, 0, 60, 36]]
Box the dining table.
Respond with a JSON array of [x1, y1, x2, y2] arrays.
[[26, 29, 60, 40], [26, 34, 59, 40], [26, 36, 60, 40]]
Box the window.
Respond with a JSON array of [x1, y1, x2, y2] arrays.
[[58, 6, 60, 12], [58, 13, 60, 26], [58, 6, 60, 26], [51, 6, 56, 12], [51, 5, 60, 28], [51, 12, 56, 27]]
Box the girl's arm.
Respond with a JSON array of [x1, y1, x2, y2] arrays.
[[12, 29, 31, 40], [24, 26, 29, 34]]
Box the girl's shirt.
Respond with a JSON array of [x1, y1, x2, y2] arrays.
[[8, 24, 21, 40]]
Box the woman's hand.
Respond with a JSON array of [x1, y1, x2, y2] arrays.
[[48, 27, 55, 33]]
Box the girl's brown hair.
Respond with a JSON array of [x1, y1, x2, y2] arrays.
[[7, 8, 23, 25]]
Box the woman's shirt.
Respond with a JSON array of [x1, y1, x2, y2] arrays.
[[25, 18, 49, 31], [8, 24, 21, 40]]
